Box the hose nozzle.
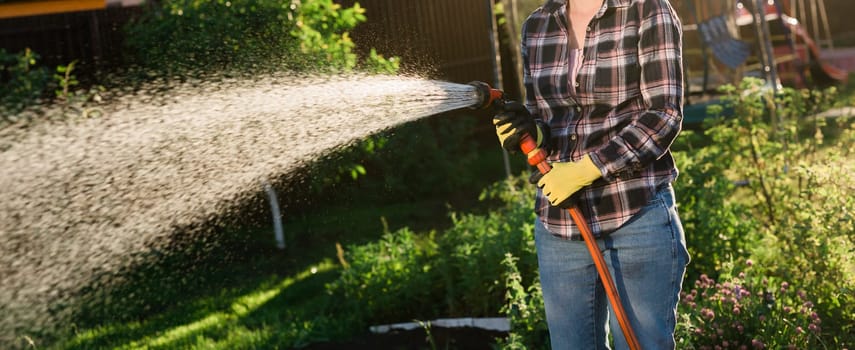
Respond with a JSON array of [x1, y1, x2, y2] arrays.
[[467, 81, 505, 110]]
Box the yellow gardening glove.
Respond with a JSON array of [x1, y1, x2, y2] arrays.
[[537, 154, 602, 208], [493, 101, 538, 151]]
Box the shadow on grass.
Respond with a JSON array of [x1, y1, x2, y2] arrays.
[[60, 259, 340, 349]]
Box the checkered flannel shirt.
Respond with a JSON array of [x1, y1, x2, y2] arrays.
[[522, 0, 684, 239]]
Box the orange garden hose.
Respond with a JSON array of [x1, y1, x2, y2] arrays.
[[468, 81, 641, 350], [519, 134, 642, 350]]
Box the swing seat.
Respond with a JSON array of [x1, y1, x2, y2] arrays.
[[698, 15, 752, 69]]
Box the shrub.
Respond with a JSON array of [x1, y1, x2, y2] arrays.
[[676, 260, 826, 349], [702, 78, 855, 346], [497, 252, 548, 350], [0, 48, 50, 116], [437, 176, 538, 317], [123, 0, 397, 74], [326, 228, 440, 328], [324, 175, 539, 335]]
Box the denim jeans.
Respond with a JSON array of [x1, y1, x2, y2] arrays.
[[534, 184, 689, 350]]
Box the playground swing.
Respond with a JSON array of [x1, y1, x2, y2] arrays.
[[746, 0, 847, 88], [788, 0, 834, 51], [683, 0, 752, 98]]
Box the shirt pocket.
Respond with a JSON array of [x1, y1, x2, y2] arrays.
[[592, 38, 641, 98]]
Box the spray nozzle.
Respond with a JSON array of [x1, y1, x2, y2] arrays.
[[467, 81, 505, 110]]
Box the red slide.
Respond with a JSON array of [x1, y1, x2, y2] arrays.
[[781, 16, 849, 87]]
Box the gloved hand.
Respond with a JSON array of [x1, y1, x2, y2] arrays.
[[537, 154, 602, 208], [493, 102, 544, 151]]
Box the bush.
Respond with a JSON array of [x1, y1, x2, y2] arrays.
[[676, 260, 825, 349], [323, 175, 539, 337], [326, 228, 440, 327], [124, 0, 396, 74], [0, 48, 50, 116], [497, 253, 549, 350], [700, 79, 855, 346]]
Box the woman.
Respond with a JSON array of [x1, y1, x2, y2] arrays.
[[493, 0, 690, 349]]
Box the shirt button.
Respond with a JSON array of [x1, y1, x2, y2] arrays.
[[586, 26, 592, 32], [575, 106, 582, 113], [574, 82, 580, 88], [570, 134, 578, 141]]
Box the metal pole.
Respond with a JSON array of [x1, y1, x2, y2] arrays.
[[263, 182, 285, 250], [753, 0, 781, 92], [817, 0, 834, 50]]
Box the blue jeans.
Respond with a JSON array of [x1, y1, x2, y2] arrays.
[[534, 184, 689, 350]]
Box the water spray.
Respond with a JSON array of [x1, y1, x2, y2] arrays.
[[465, 81, 642, 350]]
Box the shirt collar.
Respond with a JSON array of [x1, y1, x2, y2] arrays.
[[542, 0, 630, 14]]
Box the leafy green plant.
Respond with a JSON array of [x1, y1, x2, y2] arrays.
[[323, 175, 539, 338], [437, 177, 537, 317], [0, 48, 50, 116], [496, 253, 548, 350], [54, 60, 79, 101], [124, 0, 398, 74], [676, 260, 826, 349], [684, 78, 855, 347], [325, 228, 440, 328], [672, 128, 759, 281]]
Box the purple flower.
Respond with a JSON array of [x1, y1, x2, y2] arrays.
[[733, 306, 741, 314], [752, 339, 766, 349], [783, 306, 793, 313], [796, 326, 804, 334], [746, 259, 753, 267], [758, 315, 766, 322], [780, 281, 789, 292], [809, 323, 820, 333], [797, 290, 807, 300], [803, 301, 814, 309]]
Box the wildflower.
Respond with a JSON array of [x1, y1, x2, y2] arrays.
[[796, 326, 804, 334], [780, 281, 789, 292], [810, 312, 820, 321], [783, 306, 792, 313], [733, 306, 741, 315], [752, 339, 766, 349], [803, 301, 814, 309], [758, 315, 766, 322], [737, 324, 744, 334], [797, 289, 807, 300], [809, 323, 820, 333], [746, 259, 753, 267]]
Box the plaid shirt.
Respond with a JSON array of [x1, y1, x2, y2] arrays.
[[522, 0, 684, 239]]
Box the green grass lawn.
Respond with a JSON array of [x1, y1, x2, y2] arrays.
[[50, 147, 523, 350]]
